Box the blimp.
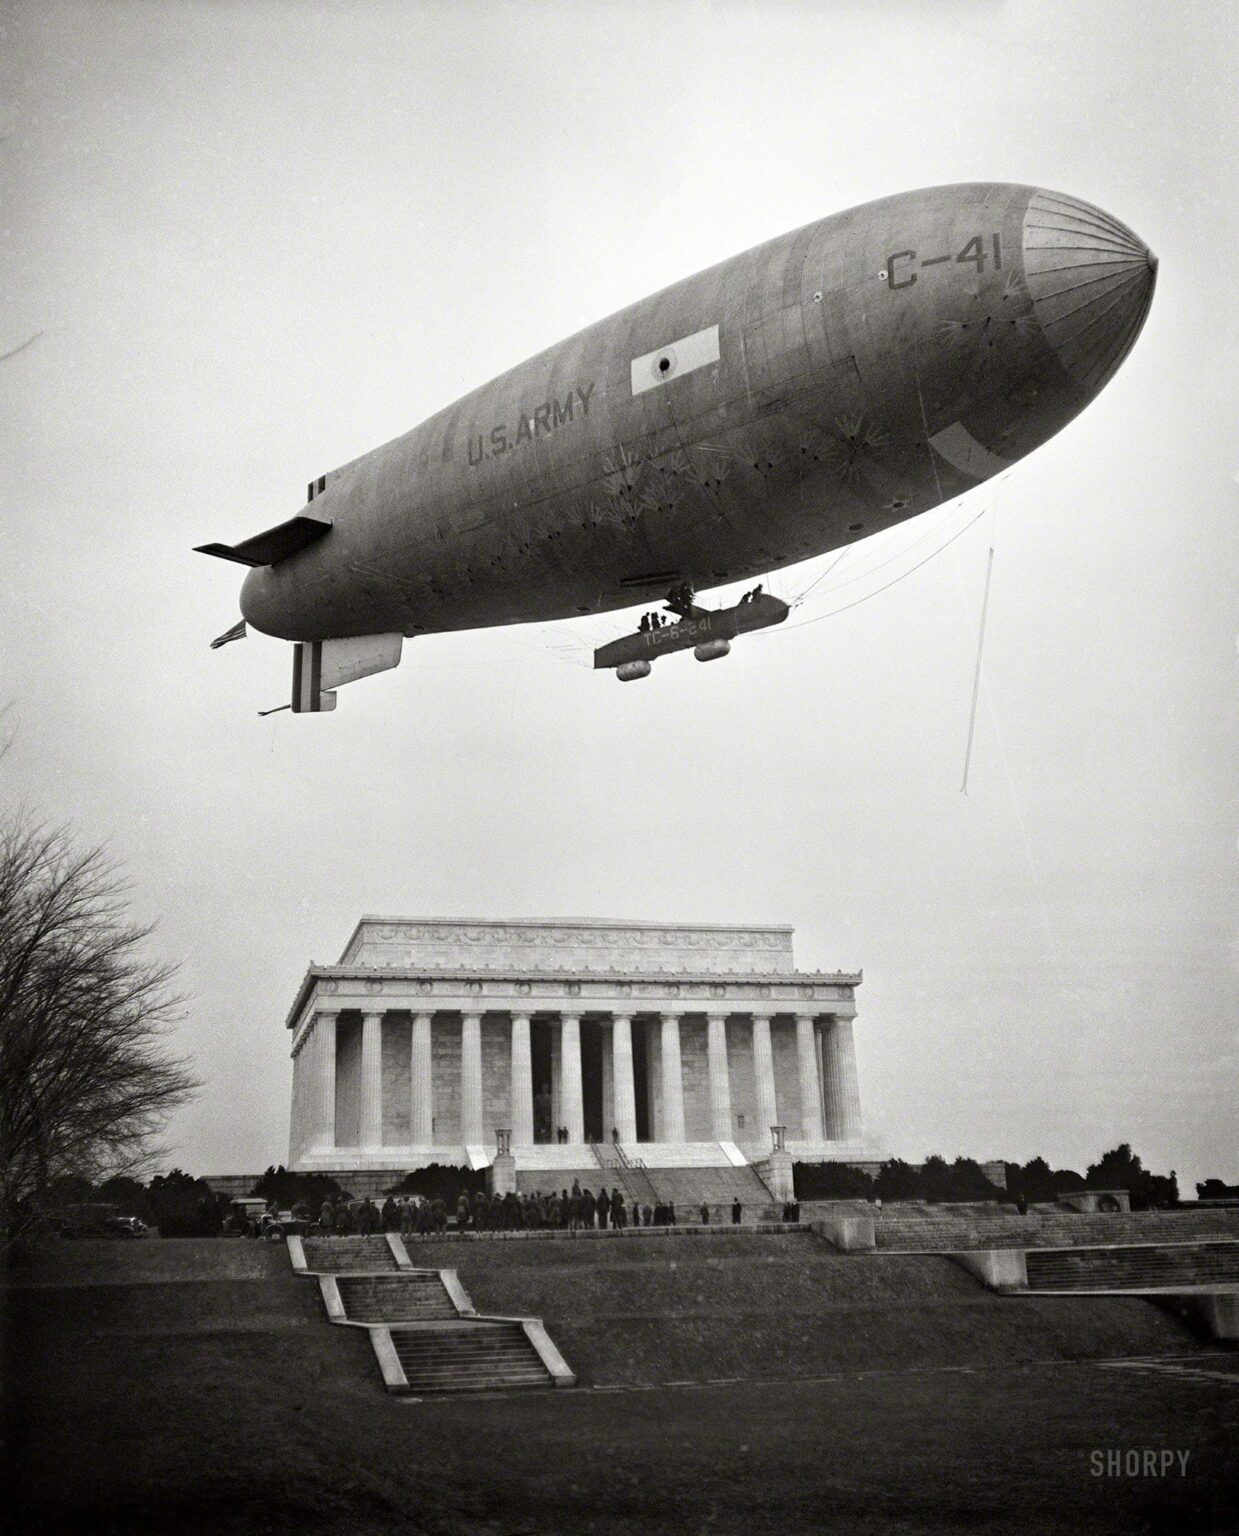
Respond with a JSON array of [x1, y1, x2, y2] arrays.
[[197, 183, 1156, 710]]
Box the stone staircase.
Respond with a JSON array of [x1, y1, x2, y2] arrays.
[[873, 1205, 1239, 1253], [514, 1168, 603, 1195], [302, 1235, 398, 1271], [639, 1164, 781, 1222], [391, 1321, 552, 1394], [512, 1144, 606, 1172], [514, 1158, 782, 1224], [1026, 1242, 1239, 1292], [592, 1141, 659, 1211], [335, 1272, 458, 1323], [636, 1141, 752, 1167], [290, 1234, 575, 1395]]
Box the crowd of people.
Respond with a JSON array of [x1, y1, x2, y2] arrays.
[[297, 1181, 764, 1236], [254, 1181, 805, 1239]]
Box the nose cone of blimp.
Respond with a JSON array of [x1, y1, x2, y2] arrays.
[[1023, 189, 1157, 396]]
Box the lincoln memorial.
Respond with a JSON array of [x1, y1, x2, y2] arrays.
[[285, 918, 873, 1174]]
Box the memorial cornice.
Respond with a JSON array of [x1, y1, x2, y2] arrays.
[[285, 963, 862, 1032]]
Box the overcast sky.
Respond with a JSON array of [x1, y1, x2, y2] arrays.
[[3, 0, 1234, 1192]]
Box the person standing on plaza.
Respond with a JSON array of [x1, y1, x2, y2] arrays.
[[597, 1187, 611, 1230]]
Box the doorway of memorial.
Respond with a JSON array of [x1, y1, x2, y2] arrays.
[[581, 1023, 604, 1144], [531, 1020, 554, 1144], [631, 1023, 651, 1143]]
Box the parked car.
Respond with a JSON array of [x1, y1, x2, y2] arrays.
[[224, 1197, 302, 1240], [55, 1203, 148, 1239], [103, 1215, 150, 1238]]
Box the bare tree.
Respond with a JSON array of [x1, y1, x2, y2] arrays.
[[0, 816, 198, 1243]]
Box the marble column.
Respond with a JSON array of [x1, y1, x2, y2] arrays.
[[660, 1011, 687, 1143], [310, 1011, 338, 1152], [560, 1013, 584, 1143], [410, 1012, 433, 1145], [795, 1014, 824, 1141], [601, 1027, 613, 1139], [510, 1012, 534, 1145], [706, 1013, 733, 1141], [360, 1011, 384, 1150], [647, 1017, 662, 1140], [750, 1013, 778, 1147], [611, 1014, 638, 1144], [822, 1015, 863, 1140], [550, 1029, 561, 1134], [461, 1012, 483, 1145], [288, 1043, 302, 1165], [295, 1045, 307, 1161]]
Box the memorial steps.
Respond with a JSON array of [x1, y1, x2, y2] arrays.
[[1025, 1242, 1239, 1292], [301, 1234, 400, 1271], [390, 1322, 553, 1394], [515, 1167, 607, 1192], [291, 1234, 575, 1395], [511, 1143, 612, 1172], [850, 1205, 1238, 1342], [871, 1205, 1239, 1252], [515, 1141, 783, 1221], [335, 1272, 459, 1322], [631, 1164, 779, 1219]]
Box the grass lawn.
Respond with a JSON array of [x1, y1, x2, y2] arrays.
[[4, 1241, 1236, 1534]]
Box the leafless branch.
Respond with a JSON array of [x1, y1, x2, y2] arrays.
[[0, 814, 199, 1244]]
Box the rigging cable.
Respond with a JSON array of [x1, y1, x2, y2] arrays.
[[790, 543, 852, 606], [961, 544, 994, 794], [766, 501, 991, 631]]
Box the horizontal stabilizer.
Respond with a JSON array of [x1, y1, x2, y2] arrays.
[[194, 512, 332, 568]]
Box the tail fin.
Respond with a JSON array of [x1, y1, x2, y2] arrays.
[[291, 634, 403, 713]]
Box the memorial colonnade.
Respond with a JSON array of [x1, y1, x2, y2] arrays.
[[289, 989, 863, 1166], [284, 919, 868, 1172]]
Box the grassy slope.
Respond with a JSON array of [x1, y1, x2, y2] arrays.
[[407, 1232, 1211, 1385], [5, 1237, 1235, 1536]]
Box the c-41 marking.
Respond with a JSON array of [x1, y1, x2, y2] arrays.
[[886, 234, 1003, 290]]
